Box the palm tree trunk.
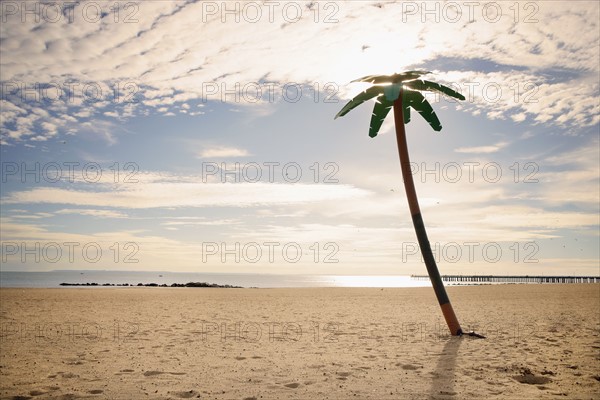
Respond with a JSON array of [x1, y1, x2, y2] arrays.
[[393, 91, 463, 336]]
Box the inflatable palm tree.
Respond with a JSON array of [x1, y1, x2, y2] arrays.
[[335, 71, 468, 336]]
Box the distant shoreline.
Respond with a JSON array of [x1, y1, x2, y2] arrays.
[[2, 271, 599, 289]]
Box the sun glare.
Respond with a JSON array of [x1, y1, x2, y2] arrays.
[[328, 275, 431, 288]]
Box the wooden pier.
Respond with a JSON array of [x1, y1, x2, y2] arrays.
[[410, 275, 600, 284]]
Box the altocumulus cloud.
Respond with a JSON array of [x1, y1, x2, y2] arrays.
[[1, 1, 598, 144]]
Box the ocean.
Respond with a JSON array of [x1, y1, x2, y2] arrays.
[[0, 270, 432, 288]]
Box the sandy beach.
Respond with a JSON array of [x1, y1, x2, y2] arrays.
[[1, 284, 598, 399]]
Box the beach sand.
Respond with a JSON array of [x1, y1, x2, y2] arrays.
[[1, 284, 598, 399]]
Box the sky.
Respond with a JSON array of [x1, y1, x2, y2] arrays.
[[1, 0, 599, 277]]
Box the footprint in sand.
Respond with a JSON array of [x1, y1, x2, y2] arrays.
[[144, 371, 165, 377], [398, 363, 420, 370], [439, 390, 457, 396], [143, 370, 187, 377], [513, 373, 552, 385], [172, 390, 200, 398], [284, 383, 300, 389], [336, 372, 351, 380], [56, 394, 78, 400]]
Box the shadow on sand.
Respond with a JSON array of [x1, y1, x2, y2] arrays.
[[428, 336, 462, 399]]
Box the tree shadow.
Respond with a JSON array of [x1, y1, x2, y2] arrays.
[[428, 336, 462, 399]]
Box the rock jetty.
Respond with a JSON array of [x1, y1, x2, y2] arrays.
[[59, 282, 242, 288]]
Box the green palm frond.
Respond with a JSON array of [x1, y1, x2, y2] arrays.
[[352, 70, 431, 85], [369, 95, 394, 138], [404, 90, 442, 131], [335, 70, 464, 136], [404, 80, 465, 101], [402, 90, 411, 124], [334, 86, 384, 119]]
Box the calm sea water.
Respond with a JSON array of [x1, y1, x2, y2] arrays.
[[0, 270, 432, 288]]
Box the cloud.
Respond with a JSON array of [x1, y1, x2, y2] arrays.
[[198, 146, 251, 158], [55, 208, 128, 218], [535, 138, 600, 207], [1, 1, 598, 144], [0, 217, 205, 271], [2, 179, 370, 209], [161, 217, 240, 226], [455, 141, 509, 154], [10, 212, 54, 219], [442, 69, 599, 130], [77, 120, 120, 145]]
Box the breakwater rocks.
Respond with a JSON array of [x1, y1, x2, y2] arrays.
[[58, 282, 243, 288]]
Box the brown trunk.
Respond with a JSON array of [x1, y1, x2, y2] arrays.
[[393, 91, 463, 336]]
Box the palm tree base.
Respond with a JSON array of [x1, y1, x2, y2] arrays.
[[440, 302, 463, 336]]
